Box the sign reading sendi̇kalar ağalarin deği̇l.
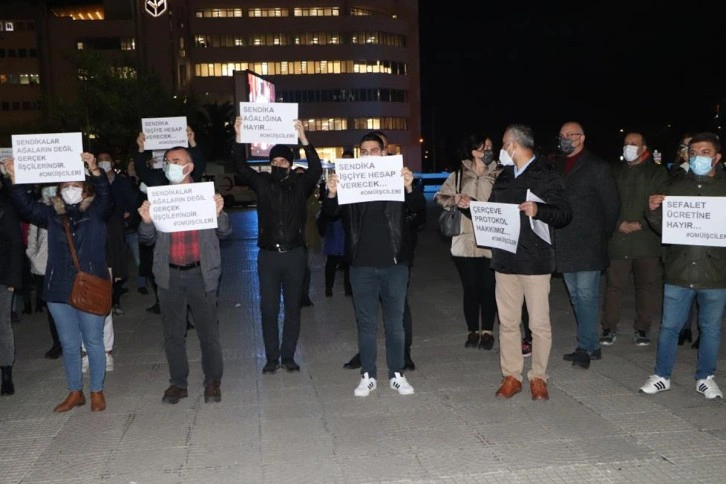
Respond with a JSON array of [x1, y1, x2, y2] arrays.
[[11, 132, 85, 184], [147, 182, 218, 233]]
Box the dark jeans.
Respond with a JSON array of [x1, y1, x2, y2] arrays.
[[452, 256, 497, 332], [158, 267, 223, 388], [325, 255, 350, 292], [258, 246, 306, 363], [603, 257, 662, 332], [350, 264, 409, 380]]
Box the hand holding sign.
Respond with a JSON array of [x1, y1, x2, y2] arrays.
[[138, 200, 152, 224], [2, 157, 15, 182]]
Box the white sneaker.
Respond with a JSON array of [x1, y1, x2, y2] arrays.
[[81, 354, 89, 374], [354, 372, 377, 397], [696, 375, 723, 399], [105, 353, 114, 372], [389, 372, 414, 395], [639, 374, 670, 395]]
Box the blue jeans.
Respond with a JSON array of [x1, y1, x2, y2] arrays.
[[655, 284, 726, 380], [350, 265, 409, 380], [125, 232, 145, 289], [562, 271, 601, 353], [47, 302, 106, 392]]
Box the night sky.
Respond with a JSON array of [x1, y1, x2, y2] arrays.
[[44, 1, 726, 165], [420, 1, 726, 165]]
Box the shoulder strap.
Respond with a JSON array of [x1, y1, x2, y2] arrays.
[[61, 215, 81, 272], [456, 169, 462, 193]]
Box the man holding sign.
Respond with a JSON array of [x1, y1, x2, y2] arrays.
[[137, 146, 231, 405], [233, 117, 321, 375], [489, 124, 572, 401], [640, 132, 726, 400], [322, 132, 426, 397]]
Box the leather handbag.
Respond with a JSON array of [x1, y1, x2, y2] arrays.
[[62, 216, 112, 316], [437, 170, 462, 238]]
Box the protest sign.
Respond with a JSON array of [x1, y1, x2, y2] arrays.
[[12, 132, 84, 184], [151, 150, 166, 169], [334, 155, 404, 205], [661, 196, 726, 247], [238, 102, 298, 145], [147, 182, 218, 233], [141, 117, 188, 150], [470, 201, 521, 254], [0, 147, 12, 160]]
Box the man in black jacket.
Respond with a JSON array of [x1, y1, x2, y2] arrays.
[[489, 124, 572, 401], [323, 133, 425, 397], [554, 121, 620, 370], [233, 117, 322, 374]]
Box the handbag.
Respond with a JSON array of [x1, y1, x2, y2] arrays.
[[437, 170, 462, 238], [62, 216, 112, 316]]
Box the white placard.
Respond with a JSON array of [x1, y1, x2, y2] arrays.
[[238, 102, 298, 145], [334, 155, 405, 205], [526, 189, 551, 244], [661, 196, 726, 247], [12, 132, 85, 184], [0, 147, 12, 160], [470, 201, 521, 254], [151, 150, 166, 169], [141, 116, 188, 150], [147, 182, 218, 233]]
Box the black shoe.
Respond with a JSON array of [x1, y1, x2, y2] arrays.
[[146, 303, 161, 314], [563, 347, 601, 361], [45, 345, 63, 359], [138, 287, 149, 295], [678, 328, 692, 346], [404, 357, 416, 371], [281, 360, 300, 372], [301, 296, 313, 307], [465, 331, 479, 348], [565, 348, 591, 369], [478, 333, 495, 350], [263, 361, 280, 374], [343, 353, 361, 370]]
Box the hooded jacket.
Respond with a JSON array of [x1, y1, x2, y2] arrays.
[[10, 174, 113, 304]]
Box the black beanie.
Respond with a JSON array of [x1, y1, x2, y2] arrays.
[[269, 145, 294, 164]]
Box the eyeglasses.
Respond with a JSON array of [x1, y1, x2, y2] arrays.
[[559, 133, 583, 140]]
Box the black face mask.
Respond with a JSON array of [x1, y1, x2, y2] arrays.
[[270, 166, 290, 181], [482, 150, 495, 165], [558, 138, 575, 155]]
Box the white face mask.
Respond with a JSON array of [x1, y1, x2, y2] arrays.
[[42, 186, 57, 201], [499, 143, 515, 166], [61, 186, 83, 205], [98, 161, 112, 173], [164, 163, 188, 184], [623, 145, 640, 163]]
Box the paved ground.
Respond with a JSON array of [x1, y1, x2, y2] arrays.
[[1, 204, 725, 484]]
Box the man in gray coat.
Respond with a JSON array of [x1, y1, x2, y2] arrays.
[[554, 121, 620, 369]]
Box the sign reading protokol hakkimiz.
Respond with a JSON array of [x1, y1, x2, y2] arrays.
[[238, 102, 298, 145], [470, 201, 521, 254], [662, 196, 726, 247], [141, 116, 188, 150], [12, 132, 84, 184], [334, 155, 404, 205], [147, 182, 218, 233]]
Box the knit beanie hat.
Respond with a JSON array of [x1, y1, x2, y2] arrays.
[[269, 145, 294, 164]]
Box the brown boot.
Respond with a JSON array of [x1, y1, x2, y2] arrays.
[[90, 391, 106, 412], [53, 391, 86, 413]]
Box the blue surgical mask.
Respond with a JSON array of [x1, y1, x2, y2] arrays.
[[689, 156, 714, 176]]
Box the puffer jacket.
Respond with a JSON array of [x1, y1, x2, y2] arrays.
[[10, 173, 113, 303], [609, 155, 670, 259], [435, 159, 502, 258], [232, 143, 322, 249], [645, 166, 726, 289], [488, 156, 573, 275]]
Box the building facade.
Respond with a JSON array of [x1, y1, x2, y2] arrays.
[[0, 0, 421, 168]]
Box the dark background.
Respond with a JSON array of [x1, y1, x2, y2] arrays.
[[419, 1, 726, 169], [44, 0, 726, 168]]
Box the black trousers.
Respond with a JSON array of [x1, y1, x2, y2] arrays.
[[452, 256, 497, 333], [258, 246, 306, 363]]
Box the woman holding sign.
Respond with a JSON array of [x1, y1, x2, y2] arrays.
[[3, 153, 113, 412], [435, 135, 502, 351]]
